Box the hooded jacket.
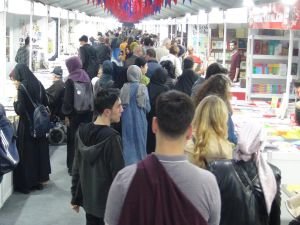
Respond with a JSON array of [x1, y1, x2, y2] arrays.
[[71, 123, 124, 218]]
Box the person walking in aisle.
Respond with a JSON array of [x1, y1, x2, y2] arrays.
[[79, 35, 99, 79], [208, 121, 281, 225], [71, 88, 124, 225], [186, 95, 233, 168], [175, 57, 199, 96], [12, 64, 51, 193], [155, 38, 171, 62], [120, 65, 150, 165], [146, 67, 169, 154], [145, 48, 161, 78], [194, 74, 237, 145], [105, 90, 221, 225], [62, 56, 94, 175], [15, 37, 30, 67]]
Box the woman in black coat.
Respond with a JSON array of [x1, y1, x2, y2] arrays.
[[62, 56, 93, 175], [13, 64, 51, 193], [146, 67, 169, 154]]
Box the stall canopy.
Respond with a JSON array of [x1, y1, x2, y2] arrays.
[[37, 0, 278, 22]]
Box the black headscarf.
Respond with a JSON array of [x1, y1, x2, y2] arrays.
[[148, 67, 169, 105], [13, 64, 41, 101], [174, 69, 198, 96]]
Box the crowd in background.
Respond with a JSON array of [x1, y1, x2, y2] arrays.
[[0, 26, 282, 225]]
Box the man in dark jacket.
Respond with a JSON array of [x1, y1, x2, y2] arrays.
[[96, 37, 111, 66], [79, 35, 99, 79], [46, 67, 65, 121], [145, 48, 161, 78], [71, 88, 124, 225]]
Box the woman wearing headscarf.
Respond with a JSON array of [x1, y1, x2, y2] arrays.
[[94, 60, 115, 95], [208, 121, 281, 225], [120, 65, 150, 165], [146, 67, 169, 154], [175, 57, 199, 96], [62, 56, 93, 175], [160, 60, 176, 90], [12, 64, 51, 193]]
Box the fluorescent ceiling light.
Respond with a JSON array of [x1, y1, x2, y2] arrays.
[[243, 0, 254, 7], [211, 7, 219, 13], [282, 0, 297, 5]]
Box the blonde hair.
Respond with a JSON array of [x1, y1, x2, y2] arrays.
[[193, 95, 229, 168]]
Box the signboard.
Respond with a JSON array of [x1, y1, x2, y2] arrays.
[[249, 1, 300, 30]]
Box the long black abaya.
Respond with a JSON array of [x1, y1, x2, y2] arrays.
[[13, 64, 51, 193]]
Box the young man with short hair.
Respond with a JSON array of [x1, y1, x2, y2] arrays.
[[79, 35, 98, 79], [71, 88, 124, 225], [104, 90, 221, 225], [229, 40, 241, 83]]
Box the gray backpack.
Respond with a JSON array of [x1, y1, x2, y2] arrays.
[[73, 82, 94, 113]]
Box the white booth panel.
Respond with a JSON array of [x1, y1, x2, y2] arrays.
[[7, 0, 31, 15]]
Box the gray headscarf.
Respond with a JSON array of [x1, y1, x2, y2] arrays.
[[120, 65, 148, 109]]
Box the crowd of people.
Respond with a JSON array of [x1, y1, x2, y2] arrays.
[[0, 27, 283, 225]]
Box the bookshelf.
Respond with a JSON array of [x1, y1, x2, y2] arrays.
[[246, 33, 300, 100]]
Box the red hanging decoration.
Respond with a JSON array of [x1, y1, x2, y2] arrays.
[[87, 0, 191, 22]]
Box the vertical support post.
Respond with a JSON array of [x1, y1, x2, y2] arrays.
[[0, 0, 7, 98], [286, 29, 294, 99], [58, 16, 61, 58], [29, 0, 33, 71], [222, 11, 227, 67], [207, 12, 211, 63], [196, 13, 200, 56]]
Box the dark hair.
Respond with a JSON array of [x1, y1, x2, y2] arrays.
[[230, 40, 237, 46], [183, 57, 194, 70], [25, 37, 30, 45], [146, 48, 156, 58], [194, 74, 232, 113], [156, 90, 195, 138], [144, 37, 154, 47], [79, 35, 88, 42], [169, 45, 180, 55], [94, 88, 120, 115], [160, 60, 176, 79], [135, 57, 147, 68], [294, 80, 300, 88], [205, 63, 228, 80]]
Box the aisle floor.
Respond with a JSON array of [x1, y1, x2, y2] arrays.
[[0, 145, 298, 225], [0, 145, 85, 225]]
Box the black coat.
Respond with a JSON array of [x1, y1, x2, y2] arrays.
[[46, 79, 65, 120], [174, 69, 199, 96], [79, 44, 99, 79], [71, 123, 124, 217], [96, 43, 111, 65], [208, 160, 281, 225]]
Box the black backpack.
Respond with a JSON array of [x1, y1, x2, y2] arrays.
[[21, 83, 51, 138], [0, 108, 19, 176]]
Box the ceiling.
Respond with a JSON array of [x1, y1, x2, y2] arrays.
[[36, 0, 279, 21]]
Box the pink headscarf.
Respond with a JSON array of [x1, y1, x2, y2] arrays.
[[235, 121, 277, 214]]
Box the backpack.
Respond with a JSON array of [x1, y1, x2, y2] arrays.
[[21, 83, 51, 138], [0, 111, 19, 175], [73, 82, 94, 113]]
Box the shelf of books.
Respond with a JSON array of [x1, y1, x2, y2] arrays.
[[209, 24, 248, 78], [246, 31, 300, 100]]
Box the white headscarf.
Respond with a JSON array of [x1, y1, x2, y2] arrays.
[[235, 121, 277, 214]]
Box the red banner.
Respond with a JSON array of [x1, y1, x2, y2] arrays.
[[249, 1, 300, 30]]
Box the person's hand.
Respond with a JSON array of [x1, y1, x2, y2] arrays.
[[233, 77, 238, 83], [71, 204, 80, 213], [65, 117, 70, 127]]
